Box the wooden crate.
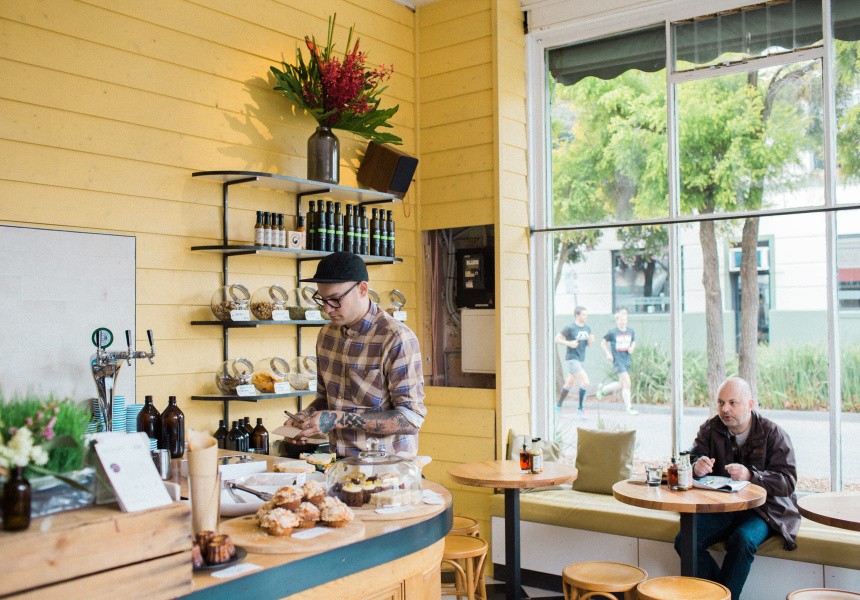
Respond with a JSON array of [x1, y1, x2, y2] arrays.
[[0, 501, 192, 599]]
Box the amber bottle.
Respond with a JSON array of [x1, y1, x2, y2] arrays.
[[160, 396, 185, 459], [214, 419, 229, 450], [226, 420, 245, 452], [2, 466, 31, 531], [519, 441, 532, 474], [667, 456, 679, 490], [250, 418, 269, 455], [137, 395, 162, 446]]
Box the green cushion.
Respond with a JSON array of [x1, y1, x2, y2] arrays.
[[571, 428, 635, 494]]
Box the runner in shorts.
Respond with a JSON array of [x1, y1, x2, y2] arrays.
[[597, 308, 638, 415], [554, 306, 594, 419]]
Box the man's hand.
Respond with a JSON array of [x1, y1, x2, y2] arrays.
[[285, 408, 314, 428], [725, 463, 752, 481], [298, 410, 340, 438], [570, 339, 579, 348], [694, 456, 715, 478], [605, 353, 613, 361]]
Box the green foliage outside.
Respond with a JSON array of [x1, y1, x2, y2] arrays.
[[608, 341, 860, 412]]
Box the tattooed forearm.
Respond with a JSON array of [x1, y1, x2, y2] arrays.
[[335, 411, 418, 435], [318, 411, 338, 433]]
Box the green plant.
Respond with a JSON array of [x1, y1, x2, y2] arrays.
[[270, 14, 401, 145]]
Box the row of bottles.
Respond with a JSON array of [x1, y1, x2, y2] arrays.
[[255, 211, 302, 248], [214, 417, 269, 454], [667, 451, 693, 490], [137, 395, 185, 459], [518, 437, 544, 474], [305, 200, 395, 257]]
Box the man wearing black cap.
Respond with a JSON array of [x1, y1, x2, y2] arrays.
[[286, 251, 426, 457]]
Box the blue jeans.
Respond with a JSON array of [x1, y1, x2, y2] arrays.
[[673, 510, 773, 600]]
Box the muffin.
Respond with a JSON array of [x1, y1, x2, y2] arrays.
[[259, 507, 300, 536], [340, 482, 364, 507], [205, 535, 236, 564], [271, 486, 303, 510], [319, 497, 355, 527], [294, 502, 321, 528], [301, 480, 326, 505], [255, 500, 276, 524]]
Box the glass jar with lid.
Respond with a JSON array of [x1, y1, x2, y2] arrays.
[[288, 355, 317, 390], [325, 438, 423, 508], [250, 284, 289, 321], [252, 356, 290, 393], [210, 284, 251, 322], [299, 286, 328, 321], [215, 357, 254, 395]]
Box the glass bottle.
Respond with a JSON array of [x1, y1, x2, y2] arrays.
[[137, 395, 162, 445], [2, 466, 31, 531], [278, 213, 286, 248], [667, 455, 679, 490], [678, 451, 693, 491], [226, 420, 245, 451], [519, 440, 532, 474], [306, 201, 316, 250], [160, 396, 185, 459], [251, 418, 269, 455], [254, 210, 264, 246], [296, 214, 306, 249], [325, 201, 334, 252], [315, 199, 326, 252], [370, 208, 380, 256], [214, 419, 229, 450], [378, 211, 388, 257], [529, 438, 544, 474], [263, 212, 272, 246], [360, 206, 369, 255], [387, 210, 395, 257], [243, 416, 254, 437]]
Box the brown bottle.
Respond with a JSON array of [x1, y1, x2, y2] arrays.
[[214, 419, 229, 450], [667, 456, 679, 490], [519, 441, 532, 474], [226, 420, 245, 452], [137, 395, 162, 446], [250, 418, 269, 455], [243, 417, 254, 436], [2, 466, 31, 531], [160, 396, 185, 459]]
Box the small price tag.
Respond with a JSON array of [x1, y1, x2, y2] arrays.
[[393, 310, 407, 321], [305, 310, 323, 321], [271, 310, 289, 321], [230, 310, 250, 321], [308, 380, 317, 392], [274, 381, 291, 394], [236, 384, 256, 397], [291, 527, 332, 540]]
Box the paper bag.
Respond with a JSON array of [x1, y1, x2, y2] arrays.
[[187, 429, 220, 533]]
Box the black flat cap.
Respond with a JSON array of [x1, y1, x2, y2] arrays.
[[299, 251, 369, 283]]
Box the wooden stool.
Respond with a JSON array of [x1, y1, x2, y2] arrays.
[[441, 534, 488, 600], [561, 561, 647, 600], [637, 576, 730, 600], [788, 590, 860, 599], [451, 515, 480, 537]]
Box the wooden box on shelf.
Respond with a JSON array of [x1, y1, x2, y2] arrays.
[[0, 501, 192, 600]]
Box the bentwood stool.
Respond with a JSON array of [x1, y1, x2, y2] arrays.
[[561, 561, 647, 600], [441, 534, 488, 600], [450, 515, 480, 537], [636, 576, 730, 600], [788, 590, 860, 599]]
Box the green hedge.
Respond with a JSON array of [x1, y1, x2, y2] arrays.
[[612, 342, 860, 412]]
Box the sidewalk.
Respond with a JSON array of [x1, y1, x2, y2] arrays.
[[554, 399, 860, 486]]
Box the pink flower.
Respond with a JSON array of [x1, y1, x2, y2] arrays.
[[8, 427, 16, 436], [25, 417, 33, 426]]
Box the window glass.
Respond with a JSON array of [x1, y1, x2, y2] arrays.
[[835, 35, 860, 204], [612, 225, 669, 314], [677, 59, 824, 216], [837, 210, 860, 490]]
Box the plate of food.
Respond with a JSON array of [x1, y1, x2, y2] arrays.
[[192, 531, 246, 571], [221, 471, 326, 517]]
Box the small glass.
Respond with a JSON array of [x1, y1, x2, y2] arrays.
[[646, 464, 663, 487]]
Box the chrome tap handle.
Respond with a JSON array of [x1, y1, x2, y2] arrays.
[[125, 330, 133, 365], [146, 329, 156, 364]]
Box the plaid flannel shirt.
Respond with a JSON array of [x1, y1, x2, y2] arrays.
[[315, 302, 426, 457]]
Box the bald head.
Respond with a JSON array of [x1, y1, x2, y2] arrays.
[[716, 377, 755, 434]]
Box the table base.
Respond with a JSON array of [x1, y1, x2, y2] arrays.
[[679, 513, 698, 577]]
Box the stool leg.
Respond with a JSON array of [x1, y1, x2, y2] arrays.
[[466, 557, 475, 600]]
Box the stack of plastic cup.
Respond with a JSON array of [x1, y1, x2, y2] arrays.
[[150, 438, 158, 450], [111, 396, 127, 432], [125, 403, 144, 433], [91, 398, 106, 432]]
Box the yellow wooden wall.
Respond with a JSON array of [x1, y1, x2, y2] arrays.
[[415, 0, 530, 548], [0, 0, 419, 433]]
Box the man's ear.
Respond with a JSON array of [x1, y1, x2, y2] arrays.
[[357, 281, 369, 297]]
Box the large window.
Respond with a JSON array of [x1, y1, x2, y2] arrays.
[[535, 0, 860, 490]]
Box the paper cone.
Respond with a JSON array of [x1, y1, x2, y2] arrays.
[[187, 431, 220, 532]]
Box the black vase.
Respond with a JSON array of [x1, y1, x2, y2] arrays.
[[307, 126, 339, 184], [2, 466, 31, 531]]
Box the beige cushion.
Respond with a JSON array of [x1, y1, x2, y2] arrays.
[[571, 428, 635, 494]]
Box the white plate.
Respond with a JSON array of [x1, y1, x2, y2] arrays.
[[220, 471, 326, 517]]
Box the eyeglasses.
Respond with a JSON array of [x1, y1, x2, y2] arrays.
[[311, 282, 360, 309]]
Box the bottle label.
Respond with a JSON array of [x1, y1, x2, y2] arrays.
[[264, 230, 272, 246], [272, 310, 289, 320], [305, 310, 323, 321], [678, 467, 693, 490], [279, 230, 287, 247], [393, 310, 407, 321], [531, 453, 543, 474], [255, 227, 264, 245], [230, 309, 250, 321], [235, 384, 255, 397], [274, 381, 291, 394]]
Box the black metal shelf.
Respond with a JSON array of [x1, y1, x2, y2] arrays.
[[191, 320, 328, 327], [191, 391, 315, 402], [189, 244, 402, 265], [192, 171, 401, 206]]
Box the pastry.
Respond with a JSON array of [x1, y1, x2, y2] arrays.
[[205, 534, 236, 564], [294, 501, 321, 528], [191, 542, 205, 569], [302, 480, 326, 505], [271, 486, 303, 510], [361, 480, 377, 504], [195, 530, 216, 548], [340, 482, 364, 507], [319, 497, 355, 527], [273, 459, 315, 474], [259, 507, 300, 536]]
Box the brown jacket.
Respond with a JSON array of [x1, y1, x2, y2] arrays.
[[689, 411, 800, 550]]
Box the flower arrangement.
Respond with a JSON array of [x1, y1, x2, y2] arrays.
[[270, 14, 402, 145]]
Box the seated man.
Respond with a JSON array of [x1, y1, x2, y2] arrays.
[[675, 376, 800, 599]]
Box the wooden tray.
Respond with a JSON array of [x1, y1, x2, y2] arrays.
[[219, 515, 364, 554], [350, 501, 447, 521]]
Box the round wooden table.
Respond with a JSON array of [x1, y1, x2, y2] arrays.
[[798, 491, 860, 532], [612, 479, 766, 577], [447, 460, 577, 600]]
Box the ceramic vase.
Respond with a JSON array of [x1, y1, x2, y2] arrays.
[[307, 126, 340, 184]]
